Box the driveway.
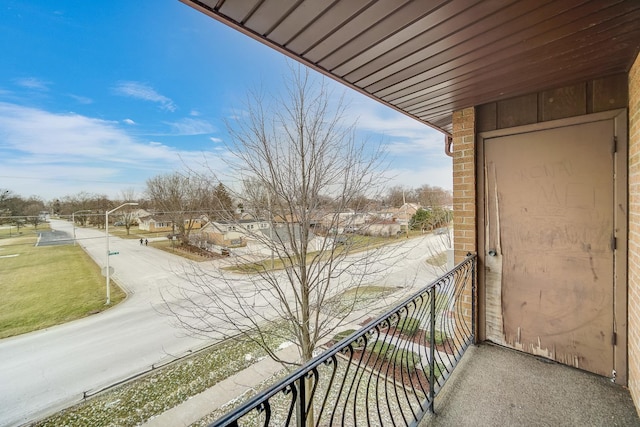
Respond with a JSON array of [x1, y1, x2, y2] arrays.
[[0, 220, 446, 426]]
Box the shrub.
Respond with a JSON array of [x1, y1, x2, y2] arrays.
[[388, 349, 421, 372], [396, 317, 420, 336], [332, 329, 357, 343], [370, 340, 396, 358], [426, 330, 447, 345]]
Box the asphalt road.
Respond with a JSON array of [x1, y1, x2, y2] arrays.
[[35, 228, 73, 246], [0, 220, 447, 426]]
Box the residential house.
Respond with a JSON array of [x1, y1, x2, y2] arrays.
[[131, 208, 151, 226], [362, 220, 401, 238], [138, 214, 205, 233], [195, 219, 270, 248], [393, 202, 421, 230], [312, 209, 370, 234], [269, 223, 318, 251], [181, 0, 640, 421]]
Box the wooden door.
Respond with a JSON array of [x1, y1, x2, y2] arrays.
[[483, 119, 615, 377]]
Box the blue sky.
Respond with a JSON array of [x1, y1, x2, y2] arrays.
[[1, 0, 451, 201]]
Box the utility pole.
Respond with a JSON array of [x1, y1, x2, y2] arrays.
[[403, 190, 409, 238]]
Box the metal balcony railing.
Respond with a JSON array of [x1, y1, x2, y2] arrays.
[[211, 254, 477, 427]]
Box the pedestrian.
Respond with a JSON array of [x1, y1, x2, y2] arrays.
[[145, 239, 148, 246], [140, 238, 143, 245]]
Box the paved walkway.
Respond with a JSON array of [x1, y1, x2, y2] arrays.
[[143, 344, 301, 427]]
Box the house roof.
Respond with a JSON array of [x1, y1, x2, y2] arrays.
[[181, 0, 640, 135], [213, 219, 267, 225]]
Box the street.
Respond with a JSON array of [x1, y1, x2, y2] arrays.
[[0, 219, 447, 426]]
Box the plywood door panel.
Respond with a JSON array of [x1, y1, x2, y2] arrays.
[[484, 119, 614, 377]]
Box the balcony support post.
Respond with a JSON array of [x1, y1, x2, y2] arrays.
[[296, 376, 306, 427], [470, 252, 476, 343], [429, 288, 436, 413]]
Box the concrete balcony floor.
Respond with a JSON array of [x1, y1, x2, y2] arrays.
[[421, 343, 639, 426]]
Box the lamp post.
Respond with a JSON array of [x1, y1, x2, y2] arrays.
[[72, 209, 93, 246], [105, 202, 138, 304]]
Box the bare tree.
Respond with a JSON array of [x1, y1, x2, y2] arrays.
[[59, 192, 109, 227], [163, 66, 420, 367], [385, 185, 408, 207], [145, 172, 212, 243], [118, 188, 139, 235], [23, 197, 46, 230], [415, 184, 452, 208]]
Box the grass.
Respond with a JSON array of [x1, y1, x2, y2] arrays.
[[108, 226, 166, 240], [323, 285, 399, 313], [224, 234, 406, 273], [425, 251, 447, 267], [0, 222, 50, 239], [33, 331, 288, 427], [0, 234, 125, 339]]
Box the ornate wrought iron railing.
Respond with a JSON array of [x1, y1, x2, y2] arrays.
[[211, 253, 476, 427]]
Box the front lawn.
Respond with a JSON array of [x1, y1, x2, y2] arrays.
[[0, 235, 125, 338]]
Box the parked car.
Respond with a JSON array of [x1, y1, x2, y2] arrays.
[[343, 225, 358, 233], [334, 235, 351, 246], [113, 221, 125, 226]]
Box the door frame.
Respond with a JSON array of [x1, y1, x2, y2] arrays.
[[476, 109, 628, 384]]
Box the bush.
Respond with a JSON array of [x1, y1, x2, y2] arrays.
[[388, 349, 421, 372], [396, 317, 420, 336], [432, 363, 445, 379], [332, 329, 357, 343], [370, 340, 396, 358], [426, 330, 447, 345]]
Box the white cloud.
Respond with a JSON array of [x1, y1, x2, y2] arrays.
[[342, 96, 452, 189], [190, 110, 201, 116], [165, 118, 215, 135], [0, 102, 230, 199], [14, 77, 50, 91], [68, 94, 93, 104], [210, 137, 222, 143], [384, 163, 453, 191], [112, 81, 176, 112], [123, 118, 135, 125]]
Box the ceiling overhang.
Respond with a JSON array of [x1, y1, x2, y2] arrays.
[[181, 0, 640, 135]]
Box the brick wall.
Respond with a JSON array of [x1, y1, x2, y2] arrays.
[[628, 52, 640, 412], [452, 107, 476, 333], [452, 107, 477, 262]]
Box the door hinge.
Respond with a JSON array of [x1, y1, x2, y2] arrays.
[[611, 236, 617, 251], [612, 332, 617, 346], [613, 136, 618, 154]]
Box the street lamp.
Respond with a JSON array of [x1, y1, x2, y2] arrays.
[[72, 209, 93, 246], [105, 202, 138, 304]]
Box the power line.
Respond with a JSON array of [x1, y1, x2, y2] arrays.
[[0, 175, 143, 185]]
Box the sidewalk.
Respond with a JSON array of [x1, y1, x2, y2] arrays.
[[141, 293, 417, 426], [142, 343, 300, 427]]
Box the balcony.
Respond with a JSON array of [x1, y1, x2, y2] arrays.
[[206, 255, 639, 426]]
